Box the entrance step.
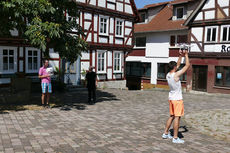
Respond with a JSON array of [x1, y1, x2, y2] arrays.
[[66, 85, 87, 92]]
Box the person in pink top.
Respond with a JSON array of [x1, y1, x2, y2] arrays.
[[38, 59, 52, 107]]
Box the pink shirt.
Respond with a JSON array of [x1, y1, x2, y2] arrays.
[[39, 66, 51, 83]]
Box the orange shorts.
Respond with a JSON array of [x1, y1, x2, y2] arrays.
[[169, 100, 184, 117]]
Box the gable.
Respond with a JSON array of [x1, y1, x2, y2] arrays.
[[185, 0, 230, 25], [75, 0, 138, 17]]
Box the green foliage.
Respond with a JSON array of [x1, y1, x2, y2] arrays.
[[0, 0, 88, 63]]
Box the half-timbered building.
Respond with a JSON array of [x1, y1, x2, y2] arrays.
[[126, 0, 199, 90], [0, 0, 139, 88], [74, 0, 139, 88], [185, 0, 230, 93]]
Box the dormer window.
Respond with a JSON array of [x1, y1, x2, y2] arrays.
[[176, 7, 184, 20], [140, 13, 146, 23]]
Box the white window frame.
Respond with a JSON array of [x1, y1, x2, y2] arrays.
[[97, 51, 106, 74], [0, 46, 17, 74], [205, 26, 218, 43], [221, 25, 230, 42], [113, 51, 122, 73], [99, 15, 109, 36], [26, 47, 40, 73], [176, 7, 184, 20], [115, 19, 124, 38]]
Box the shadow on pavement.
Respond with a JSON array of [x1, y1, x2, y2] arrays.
[[169, 126, 189, 138], [0, 88, 119, 112]]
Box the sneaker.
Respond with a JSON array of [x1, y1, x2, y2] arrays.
[[172, 138, 184, 144], [162, 133, 173, 139]]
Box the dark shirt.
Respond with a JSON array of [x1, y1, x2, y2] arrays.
[[86, 71, 96, 89]]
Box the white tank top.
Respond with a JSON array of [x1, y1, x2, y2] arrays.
[[166, 72, 183, 100]]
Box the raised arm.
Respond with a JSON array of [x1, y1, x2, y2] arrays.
[[177, 50, 183, 69], [174, 51, 190, 80]]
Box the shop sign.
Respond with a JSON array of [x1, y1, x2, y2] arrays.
[[221, 45, 230, 53]]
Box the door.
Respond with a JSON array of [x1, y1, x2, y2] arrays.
[[192, 65, 208, 91]]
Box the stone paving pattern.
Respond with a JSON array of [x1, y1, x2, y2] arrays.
[[0, 89, 230, 153]]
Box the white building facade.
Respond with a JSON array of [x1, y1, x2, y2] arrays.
[[0, 0, 139, 88], [126, 0, 199, 90]]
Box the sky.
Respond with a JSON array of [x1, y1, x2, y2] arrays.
[[134, 0, 170, 9]]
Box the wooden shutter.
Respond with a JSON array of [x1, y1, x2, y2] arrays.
[[170, 35, 176, 46]]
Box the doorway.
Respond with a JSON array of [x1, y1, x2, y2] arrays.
[[192, 65, 208, 92]]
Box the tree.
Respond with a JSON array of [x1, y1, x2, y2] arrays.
[[0, 0, 88, 63]]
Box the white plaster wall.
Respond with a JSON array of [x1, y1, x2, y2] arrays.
[[108, 51, 112, 66], [127, 38, 132, 45], [98, 0, 106, 8], [81, 52, 90, 60], [125, 21, 132, 27], [194, 12, 203, 21], [125, 28, 132, 36], [115, 39, 123, 45], [110, 18, 114, 34], [76, 0, 85, 3], [99, 37, 108, 43], [19, 60, 23, 72], [94, 15, 98, 32], [117, 2, 123, 12], [19, 47, 23, 57], [84, 21, 91, 30], [94, 34, 97, 43], [108, 3, 115, 10], [191, 27, 203, 41], [191, 43, 202, 52], [92, 51, 95, 68], [84, 13, 92, 20], [146, 33, 169, 58], [109, 36, 113, 44], [107, 69, 112, 79], [125, 4, 133, 14], [86, 33, 92, 42], [203, 0, 215, 9], [204, 44, 227, 53], [224, 8, 229, 16], [81, 61, 90, 72], [89, 0, 96, 5], [218, 0, 229, 7], [205, 10, 215, 20]]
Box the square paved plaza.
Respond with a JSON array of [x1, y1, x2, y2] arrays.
[[0, 89, 230, 153]]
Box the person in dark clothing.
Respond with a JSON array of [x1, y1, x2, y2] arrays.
[[86, 66, 97, 104]]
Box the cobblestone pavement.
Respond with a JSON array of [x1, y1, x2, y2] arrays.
[[0, 89, 230, 153]]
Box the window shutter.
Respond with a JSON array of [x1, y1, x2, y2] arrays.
[[177, 35, 188, 44], [170, 35, 176, 46]]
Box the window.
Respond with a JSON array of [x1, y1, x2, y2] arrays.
[[176, 7, 184, 19], [215, 66, 230, 87], [99, 16, 108, 35], [3, 49, 14, 71], [157, 63, 187, 81], [135, 37, 146, 47], [26, 48, 40, 73], [28, 50, 38, 71], [97, 51, 106, 73], [170, 35, 188, 46], [221, 25, 230, 42], [114, 52, 121, 72], [206, 27, 217, 42], [115, 19, 123, 37], [140, 13, 146, 23], [126, 62, 151, 78]]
